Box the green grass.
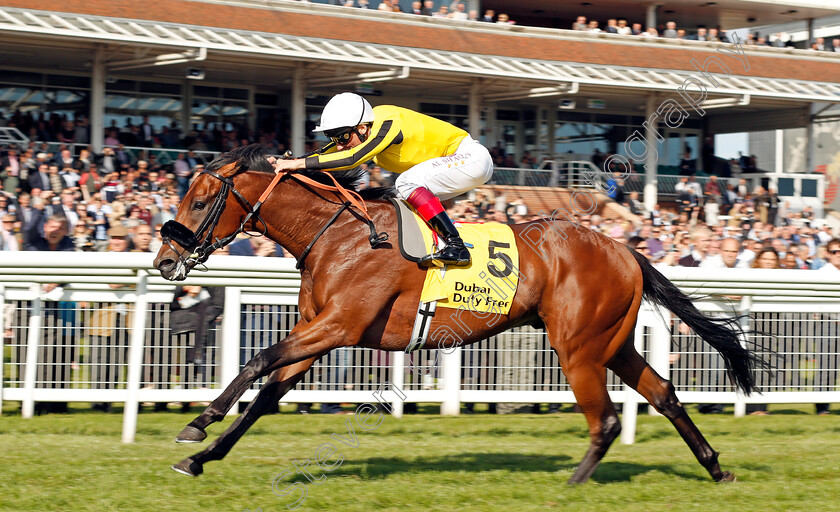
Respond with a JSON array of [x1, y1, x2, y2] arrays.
[[0, 403, 838, 512]]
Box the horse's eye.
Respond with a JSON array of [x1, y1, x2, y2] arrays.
[[193, 201, 206, 211]]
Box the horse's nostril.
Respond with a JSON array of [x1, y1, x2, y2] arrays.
[[158, 258, 176, 270]]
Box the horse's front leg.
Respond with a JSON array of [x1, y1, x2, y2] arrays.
[[176, 308, 356, 441], [172, 356, 316, 476]]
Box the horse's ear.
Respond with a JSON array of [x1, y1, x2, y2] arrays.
[[216, 161, 240, 178]]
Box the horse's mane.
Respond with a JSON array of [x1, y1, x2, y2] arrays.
[[205, 143, 396, 200]]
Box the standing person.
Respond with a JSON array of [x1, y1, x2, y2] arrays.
[[170, 286, 225, 389], [78, 164, 102, 200], [88, 225, 132, 412], [24, 212, 75, 413], [748, 248, 782, 415], [270, 93, 493, 267], [814, 238, 840, 414], [173, 153, 193, 200]]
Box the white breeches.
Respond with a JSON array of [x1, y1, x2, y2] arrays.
[[394, 137, 493, 201]]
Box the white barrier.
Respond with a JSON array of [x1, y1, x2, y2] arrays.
[[0, 253, 838, 444]]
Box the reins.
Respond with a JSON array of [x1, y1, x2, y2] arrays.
[[160, 146, 389, 274], [256, 167, 389, 269]]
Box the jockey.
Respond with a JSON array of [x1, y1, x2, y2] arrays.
[[270, 92, 493, 267]]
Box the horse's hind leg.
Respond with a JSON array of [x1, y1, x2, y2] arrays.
[[172, 357, 316, 477], [608, 340, 735, 482], [564, 361, 622, 484]]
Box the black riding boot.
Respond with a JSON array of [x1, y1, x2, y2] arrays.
[[419, 212, 471, 267]]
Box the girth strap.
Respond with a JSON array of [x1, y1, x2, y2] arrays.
[[296, 202, 350, 270]]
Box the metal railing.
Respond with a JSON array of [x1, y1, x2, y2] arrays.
[[0, 127, 29, 147], [1, 253, 838, 444], [491, 161, 825, 212]]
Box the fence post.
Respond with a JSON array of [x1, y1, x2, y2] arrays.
[[440, 346, 461, 415], [620, 316, 648, 444], [648, 304, 672, 416], [221, 287, 241, 417], [734, 295, 752, 418], [0, 284, 5, 416], [122, 270, 149, 443], [390, 350, 404, 419], [22, 284, 42, 419]]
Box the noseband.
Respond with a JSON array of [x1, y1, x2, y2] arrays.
[[160, 169, 264, 270]]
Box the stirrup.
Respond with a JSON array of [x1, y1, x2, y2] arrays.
[[418, 246, 471, 268]]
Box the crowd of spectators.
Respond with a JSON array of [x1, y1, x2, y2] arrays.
[[1, 111, 289, 156], [293, 0, 840, 51], [2, 127, 836, 416]]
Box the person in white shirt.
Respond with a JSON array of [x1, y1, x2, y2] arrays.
[[0, 214, 19, 251], [820, 238, 840, 271]]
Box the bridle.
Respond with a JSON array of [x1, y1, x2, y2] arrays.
[[160, 159, 388, 273], [159, 167, 266, 272]]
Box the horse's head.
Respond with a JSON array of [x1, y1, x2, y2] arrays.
[[154, 145, 273, 280]]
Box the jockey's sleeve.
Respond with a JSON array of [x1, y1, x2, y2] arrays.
[[303, 120, 402, 172]]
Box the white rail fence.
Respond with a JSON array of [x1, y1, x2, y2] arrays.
[[1, 253, 838, 444]]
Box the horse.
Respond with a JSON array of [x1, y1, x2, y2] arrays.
[[154, 144, 761, 484]]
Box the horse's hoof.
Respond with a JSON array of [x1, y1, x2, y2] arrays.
[[175, 425, 207, 443], [717, 471, 737, 482], [171, 458, 203, 477]]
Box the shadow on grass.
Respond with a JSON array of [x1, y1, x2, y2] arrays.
[[590, 461, 707, 483], [275, 452, 706, 484]]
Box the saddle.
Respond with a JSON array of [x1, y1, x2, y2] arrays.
[[389, 198, 436, 262]]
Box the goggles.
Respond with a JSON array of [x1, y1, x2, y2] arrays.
[[324, 126, 357, 145]]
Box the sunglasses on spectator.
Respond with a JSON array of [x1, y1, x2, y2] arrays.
[[829, 249, 840, 255], [637, 245, 649, 251]]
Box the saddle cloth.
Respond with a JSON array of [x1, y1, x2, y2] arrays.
[[390, 198, 520, 315]]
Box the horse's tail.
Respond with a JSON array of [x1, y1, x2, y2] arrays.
[[629, 248, 760, 395]]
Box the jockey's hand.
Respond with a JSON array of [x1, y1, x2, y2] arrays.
[[269, 156, 305, 174]]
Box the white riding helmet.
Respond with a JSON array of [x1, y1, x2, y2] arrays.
[[313, 92, 375, 133]]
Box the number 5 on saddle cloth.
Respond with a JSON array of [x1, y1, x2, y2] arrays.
[[390, 198, 522, 352]]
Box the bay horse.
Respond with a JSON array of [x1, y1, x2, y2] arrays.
[[154, 144, 760, 484]]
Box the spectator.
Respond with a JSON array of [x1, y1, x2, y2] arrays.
[[24, 211, 74, 413], [587, 20, 601, 32], [678, 227, 712, 267], [496, 13, 514, 24], [604, 19, 619, 33], [662, 21, 678, 38], [1, 213, 19, 251], [631, 22, 643, 36], [572, 16, 587, 31], [88, 224, 133, 412], [451, 2, 468, 20], [131, 222, 154, 253], [421, 0, 434, 15], [79, 165, 102, 200], [641, 27, 659, 38], [691, 27, 709, 41], [814, 38, 826, 51], [1, 146, 22, 194], [616, 19, 631, 35], [29, 163, 51, 192], [169, 285, 225, 392], [606, 171, 625, 203], [625, 191, 643, 216]]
